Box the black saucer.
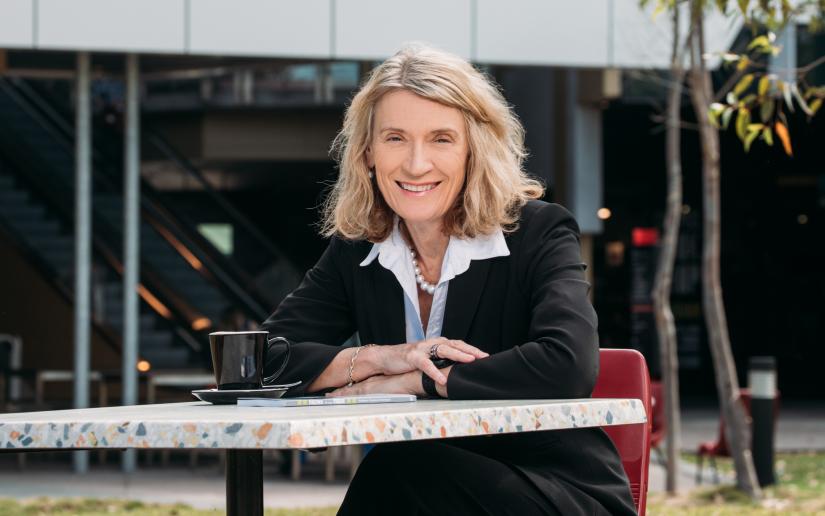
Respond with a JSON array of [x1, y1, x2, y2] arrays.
[[192, 381, 301, 405]]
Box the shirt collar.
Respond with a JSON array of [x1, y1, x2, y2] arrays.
[[359, 219, 510, 284]]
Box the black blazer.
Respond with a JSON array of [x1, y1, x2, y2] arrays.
[[262, 200, 637, 515]]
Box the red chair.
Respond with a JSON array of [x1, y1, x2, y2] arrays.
[[592, 348, 652, 516], [649, 381, 666, 464], [696, 388, 780, 484]]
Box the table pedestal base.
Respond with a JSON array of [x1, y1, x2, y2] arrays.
[[226, 449, 263, 516]]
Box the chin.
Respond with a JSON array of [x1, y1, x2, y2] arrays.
[[394, 205, 445, 225]]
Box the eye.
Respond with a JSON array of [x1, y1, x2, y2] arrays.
[[386, 134, 403, 142], [435, 135, 453, 144]]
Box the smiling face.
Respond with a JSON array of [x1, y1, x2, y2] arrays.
[[366, 89, 469, 230]]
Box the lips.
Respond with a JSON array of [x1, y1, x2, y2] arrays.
[[397, 181, 440, 193]]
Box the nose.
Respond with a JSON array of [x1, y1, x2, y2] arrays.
[[403, 141, 433, 178]]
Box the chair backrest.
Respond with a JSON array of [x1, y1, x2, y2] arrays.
[[649, 380, 666, 448], [712, 387, 781, 457], [591, 348, 652, 516]]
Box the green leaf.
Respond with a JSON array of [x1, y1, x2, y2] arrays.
[[727, 92, 738, 105], [762, 126, 774, 146], [738, 0, 750, 16], [722, 106, 735, 129], [740, 93, 757, 106], [721, 52, 741, 63], [736, 108, 751, 140], [744, 127, 761, 152], [715, 0, 729, 14], [734, 74, 754, 97], [709, 109, 721, 128], [736, 56, 751, 71], [811, 98, 823, 115], [792, 82, 814, 115], [758, 75, 771, 96], [780, 0, 792, 22], [747, 35, 770, 51], [782, 81, 795, 113], [760, 98, 775, 122], [652, 0, 667, 20]]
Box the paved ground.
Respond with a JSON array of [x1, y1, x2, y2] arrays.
[[0, 403, 821, 510]]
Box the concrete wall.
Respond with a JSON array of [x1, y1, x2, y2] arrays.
[[0, 0, 740, 69]]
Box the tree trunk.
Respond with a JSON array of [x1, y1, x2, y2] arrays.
[[687, 0, 762, 499], [652, 3, 685, 495]]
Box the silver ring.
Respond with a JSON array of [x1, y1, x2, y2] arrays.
[[429, 343, 440, 360]]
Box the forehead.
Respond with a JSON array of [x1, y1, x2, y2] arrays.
[[374, 89, 464, 132]]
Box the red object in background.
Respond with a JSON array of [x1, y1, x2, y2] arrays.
[[632, 227, 660, 247], [695, 388, 781, 484], [592, 349, 652, 516]]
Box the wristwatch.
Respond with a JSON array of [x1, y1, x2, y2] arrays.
[[421, 371, 442, 398], [421, 356, 454, 398]]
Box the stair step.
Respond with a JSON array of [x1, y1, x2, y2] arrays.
[[7, 219, 62, 237], [101, 309, 156, 326], [0, 204, 46, 222], [28, 238, 74, 257], [141, 330, 175, 349], [0, 190, 28, 203]]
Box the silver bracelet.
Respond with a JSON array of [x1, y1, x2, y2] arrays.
[[347, 344, 376, 387]]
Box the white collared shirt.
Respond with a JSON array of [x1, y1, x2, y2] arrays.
[[360, 221, 510, 343]]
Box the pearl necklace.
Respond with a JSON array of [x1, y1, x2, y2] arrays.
[[409, 247, 437, 295]]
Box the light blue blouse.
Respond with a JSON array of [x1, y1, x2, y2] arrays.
[[360, 221, 510, 343]]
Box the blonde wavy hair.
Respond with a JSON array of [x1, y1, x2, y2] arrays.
[[322, 43, 544, 241]]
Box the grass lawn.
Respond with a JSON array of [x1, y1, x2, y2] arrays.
[[648, 451, 825, 515], [0, 453, 821, 515], [0, 499, 337, 516]]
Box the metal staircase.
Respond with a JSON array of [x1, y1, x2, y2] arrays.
[[0, 77, 297, 369]]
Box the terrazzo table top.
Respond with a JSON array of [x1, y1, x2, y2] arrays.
[[0, 398, 646, 451]]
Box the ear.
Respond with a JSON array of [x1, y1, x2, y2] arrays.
[[365, 145, 375, 169]]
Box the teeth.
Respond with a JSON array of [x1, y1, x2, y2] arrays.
[[400, 183, 437, 192]]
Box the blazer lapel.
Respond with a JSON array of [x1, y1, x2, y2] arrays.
[[442, 259, 492, 341], [365, 263, 406, 345]]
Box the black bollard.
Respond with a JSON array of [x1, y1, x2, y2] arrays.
[[748, 356, 777, 486]]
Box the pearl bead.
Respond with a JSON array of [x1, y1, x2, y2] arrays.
[[408, 245, 437, 295]]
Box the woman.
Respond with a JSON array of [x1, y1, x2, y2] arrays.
[[262, 43, 637, 515]]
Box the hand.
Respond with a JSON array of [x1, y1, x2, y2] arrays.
[[374, 337, 488, 386], [327, 371, 423, 397]]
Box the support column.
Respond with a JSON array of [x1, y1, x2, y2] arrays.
[[73, 51, 92, 474], [769, 23, 797, 84], [122, 53, 141, 473], [559, 70, 605, 299], [563, 69, 604, 237]]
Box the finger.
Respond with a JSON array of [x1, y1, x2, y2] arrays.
[[434, 345, 476, 363], [418, 358, 447, 385], [328, 383, 359, 397], [447, 340, 489, 358]]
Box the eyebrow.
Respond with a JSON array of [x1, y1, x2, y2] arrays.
[[379, 127, 459, 136]]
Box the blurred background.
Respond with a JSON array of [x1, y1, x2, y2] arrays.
[[0, 0, 822, 508]]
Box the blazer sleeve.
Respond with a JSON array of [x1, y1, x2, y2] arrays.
[[446, 203, 599, 400], [260, 237, 357, 396]]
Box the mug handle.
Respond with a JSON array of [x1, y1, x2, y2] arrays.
[[262, 336, 291, 385]]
